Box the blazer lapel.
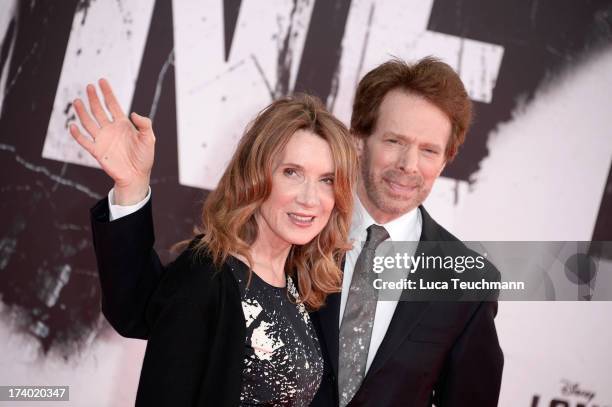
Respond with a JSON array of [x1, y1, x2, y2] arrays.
[[316, 291, 341, 377]]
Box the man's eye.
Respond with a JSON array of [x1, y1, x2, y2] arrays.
[[386, 139, 398, 144]]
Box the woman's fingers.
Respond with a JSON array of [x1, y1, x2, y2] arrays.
[[99, 78, 126, 120], [69, 123, 95, 156], [130, 112, 155, 141], [86, 84, 111, 127], [73, 98, 99, 138]]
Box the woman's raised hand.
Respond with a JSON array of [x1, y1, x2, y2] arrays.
[[70, 78, 155, 205]]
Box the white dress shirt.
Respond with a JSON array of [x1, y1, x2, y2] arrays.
[[108, 188, 423, 373], [340, 196, 422, 373], [107, 187, 151, 221]]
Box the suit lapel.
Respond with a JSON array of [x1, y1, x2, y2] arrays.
[[364, 300, 430, 379]]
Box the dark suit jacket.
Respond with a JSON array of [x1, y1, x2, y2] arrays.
[[91, 197, 503, 406]]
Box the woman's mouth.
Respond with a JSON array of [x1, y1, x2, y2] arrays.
[[288, 213, 315, 226]]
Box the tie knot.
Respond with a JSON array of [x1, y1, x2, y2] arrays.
[[365, 224, 389, 249]]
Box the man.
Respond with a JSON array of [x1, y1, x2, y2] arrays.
[[309, 57, 503, 406], [91, 57, 503, 406]]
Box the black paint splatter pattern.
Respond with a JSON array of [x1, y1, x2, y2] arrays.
[[229, 257, 323, 406]]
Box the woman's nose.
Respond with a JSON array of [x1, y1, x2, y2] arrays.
[[296, 180, 318, 207]]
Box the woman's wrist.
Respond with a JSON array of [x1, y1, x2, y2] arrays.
[[113, 179, 150, 205]]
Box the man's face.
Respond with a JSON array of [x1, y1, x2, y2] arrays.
[[356, 89, 451, 224]]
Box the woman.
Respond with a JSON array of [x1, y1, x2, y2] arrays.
[[70, 79, 356, 406]]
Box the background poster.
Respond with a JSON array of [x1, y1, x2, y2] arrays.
[[1, 1, 611, 405]]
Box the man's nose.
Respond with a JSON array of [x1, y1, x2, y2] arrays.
[[296, 180, 319, 207], [396, 146, 418, 173]]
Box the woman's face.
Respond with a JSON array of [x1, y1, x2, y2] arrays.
[[257, 129, 336, 248]]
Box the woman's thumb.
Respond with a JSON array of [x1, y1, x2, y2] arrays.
[[131, 112, 154, 138]]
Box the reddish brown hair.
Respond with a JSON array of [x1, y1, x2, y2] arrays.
[[194, 94, 357, 310], [351, 56, 472, 161]]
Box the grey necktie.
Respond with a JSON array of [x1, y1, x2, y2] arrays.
[[338, 224, 389, 406]]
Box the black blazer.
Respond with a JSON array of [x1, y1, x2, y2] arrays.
[[91, 198, 503, 406], [91, 198, 266, 406]]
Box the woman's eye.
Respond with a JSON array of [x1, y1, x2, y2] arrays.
[[283, 168, 297, 177], [321, 177, 334, 185]]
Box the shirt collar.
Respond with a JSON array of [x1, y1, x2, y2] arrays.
[[350, 195, 421, 242]]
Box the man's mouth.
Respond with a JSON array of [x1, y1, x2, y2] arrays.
[[384, 178, 419, 194]]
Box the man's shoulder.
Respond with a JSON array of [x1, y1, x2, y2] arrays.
[[418, 205, 461, 243], [420, 206, 501, 283], [432, 222, 461, 243]]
